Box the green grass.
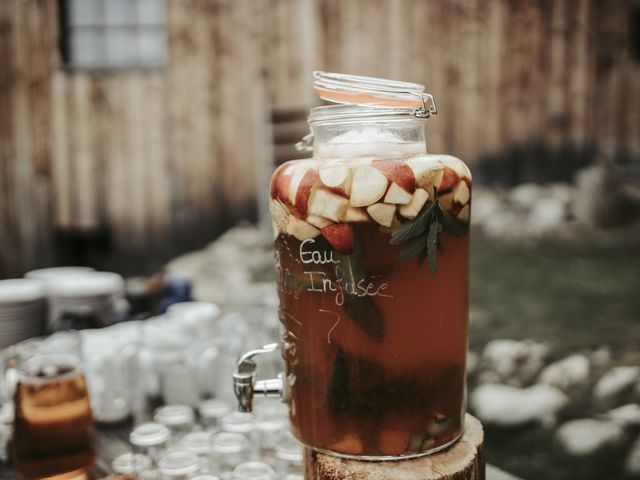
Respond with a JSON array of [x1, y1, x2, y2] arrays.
[[469, 236, 640, 359], [469, 235, 640, 480]]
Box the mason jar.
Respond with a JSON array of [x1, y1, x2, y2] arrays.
[[239, 72, 471, 460]]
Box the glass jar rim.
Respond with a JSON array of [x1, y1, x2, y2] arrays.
[[308, 104, 426, 127]]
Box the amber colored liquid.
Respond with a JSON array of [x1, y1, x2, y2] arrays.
[[276, 224, 469, 457], [13, 367, 95, 479]]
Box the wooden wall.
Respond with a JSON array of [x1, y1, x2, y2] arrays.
[[1, 0, 639, 277]]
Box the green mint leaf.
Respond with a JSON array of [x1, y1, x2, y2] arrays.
[[399, 234, 427, 261], [326, 348, 350, 412], [341, 294, 386, 342], [427, 216, 442, 275], [389, 201, 435, 245], [335, 225, 386, 342]]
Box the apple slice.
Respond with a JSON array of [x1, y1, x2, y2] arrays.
[[372, 159, 416, 193], [437, 155, 472, 180], [269, 199, 290, 233], [452, 180, 470, 205], [307, 188, 349, 222], [407, 156, 444, 192], [457, 204, 470, 222], [286, 216, 320, 241], [328, 432, 364, 455], [350, 166, 389, 207], [292, 168, 319, 217], [306, 214, 333, 229], [319, 165, 352, 196], [341, 206, 369, 222], [398, 188, 430, 219], [321, 223, 354, 254], [384, 182, 413, 205], [438, 192, 454, 211], [379, 429, 411, 456], [367, 203, 396, 227], [271, 163, 295, 202], [437, 166, 460, 192]]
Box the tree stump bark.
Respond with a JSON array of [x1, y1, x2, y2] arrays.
[[304, 414, 484, 480]]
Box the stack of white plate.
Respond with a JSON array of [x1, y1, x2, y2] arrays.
[[40, 271, 124, 329], [0, 279, 45, 347]]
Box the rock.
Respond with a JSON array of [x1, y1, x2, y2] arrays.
[[467, 351, 479, 375], [538, 354, 590, 391], [626, 435, 640, 476], [482, 339, 550, 386], [602, 403, 640, 427], [594, 366, 640, 403], [574, 163, 626, 227], [527, 196, 567, 235], [471, 383, 568, 427], [510, 183, 544, 211], [470, 188, 501, 226], [589, 347, 611, 369], [555, 418, 625, 456]]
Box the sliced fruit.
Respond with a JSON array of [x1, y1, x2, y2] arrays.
[[328, 433, 364, 455], [286, 216, 320, 241], [398, 188, 430, 219], [457, 204, 470, 222], [340, 206, 369, 222], [270, 220, 279, 240], [378, 216, 401, 234], [366, 203, 396, 227], [437, 166, 460, 192], [452, 180, 470, 205], [294, 168, 320, 217], [271, 164, 295, 202], [307, 188, 350, 222], [319, 165, 352, 196], [437, 154, 472, 180], [306, 214, 333, 229], [379, 429, 411, 456], [372, 159, 416, 193], [350, 166, 389, 207], [438, 192, 454, 211], [270, 199, 290, 233], [407, 156, 444, 192], [287, 165, 310, 204], [321, 223, 354, 254], [384, 182, 413, 205]]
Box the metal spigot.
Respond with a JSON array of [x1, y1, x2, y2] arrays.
[[233, 343, 285, 413]]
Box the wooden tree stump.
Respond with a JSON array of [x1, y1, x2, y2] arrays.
[[304, 414, 484, 480]]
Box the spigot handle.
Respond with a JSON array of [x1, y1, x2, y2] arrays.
[[233, 343, 283, 413]]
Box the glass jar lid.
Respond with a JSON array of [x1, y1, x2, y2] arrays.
[[130, 422, 171, 447], [112, 453, 152, 474], [198, 399, 231, 420], [154, 405, 195, 427], [211, 432, 250, 454], [180, 431, 213, 455], [232, 462, 276, 480], [221, 411, 255, 434], [158, 451, 201, 476], [313, 71, 437, 118]]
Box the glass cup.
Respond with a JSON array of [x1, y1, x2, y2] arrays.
[[180, 431, 213, 471], [198, 399, 231, 432], [158, 450, 201, 479], [112, 452, 152, 478], [231, 462, 275, 480], [8, 332, 95, 479], [209, 432, 250, 478], [154, 405, 195, 442], [130, 422, 171, 464], [274, 432, 303, 478]]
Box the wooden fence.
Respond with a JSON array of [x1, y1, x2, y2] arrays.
[[1, 0, 638, 277]]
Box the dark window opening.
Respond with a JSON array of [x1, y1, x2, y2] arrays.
[[58, 0, 167, 69]]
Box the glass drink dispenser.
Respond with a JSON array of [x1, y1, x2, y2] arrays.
[[234, 72, 471, 459]]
